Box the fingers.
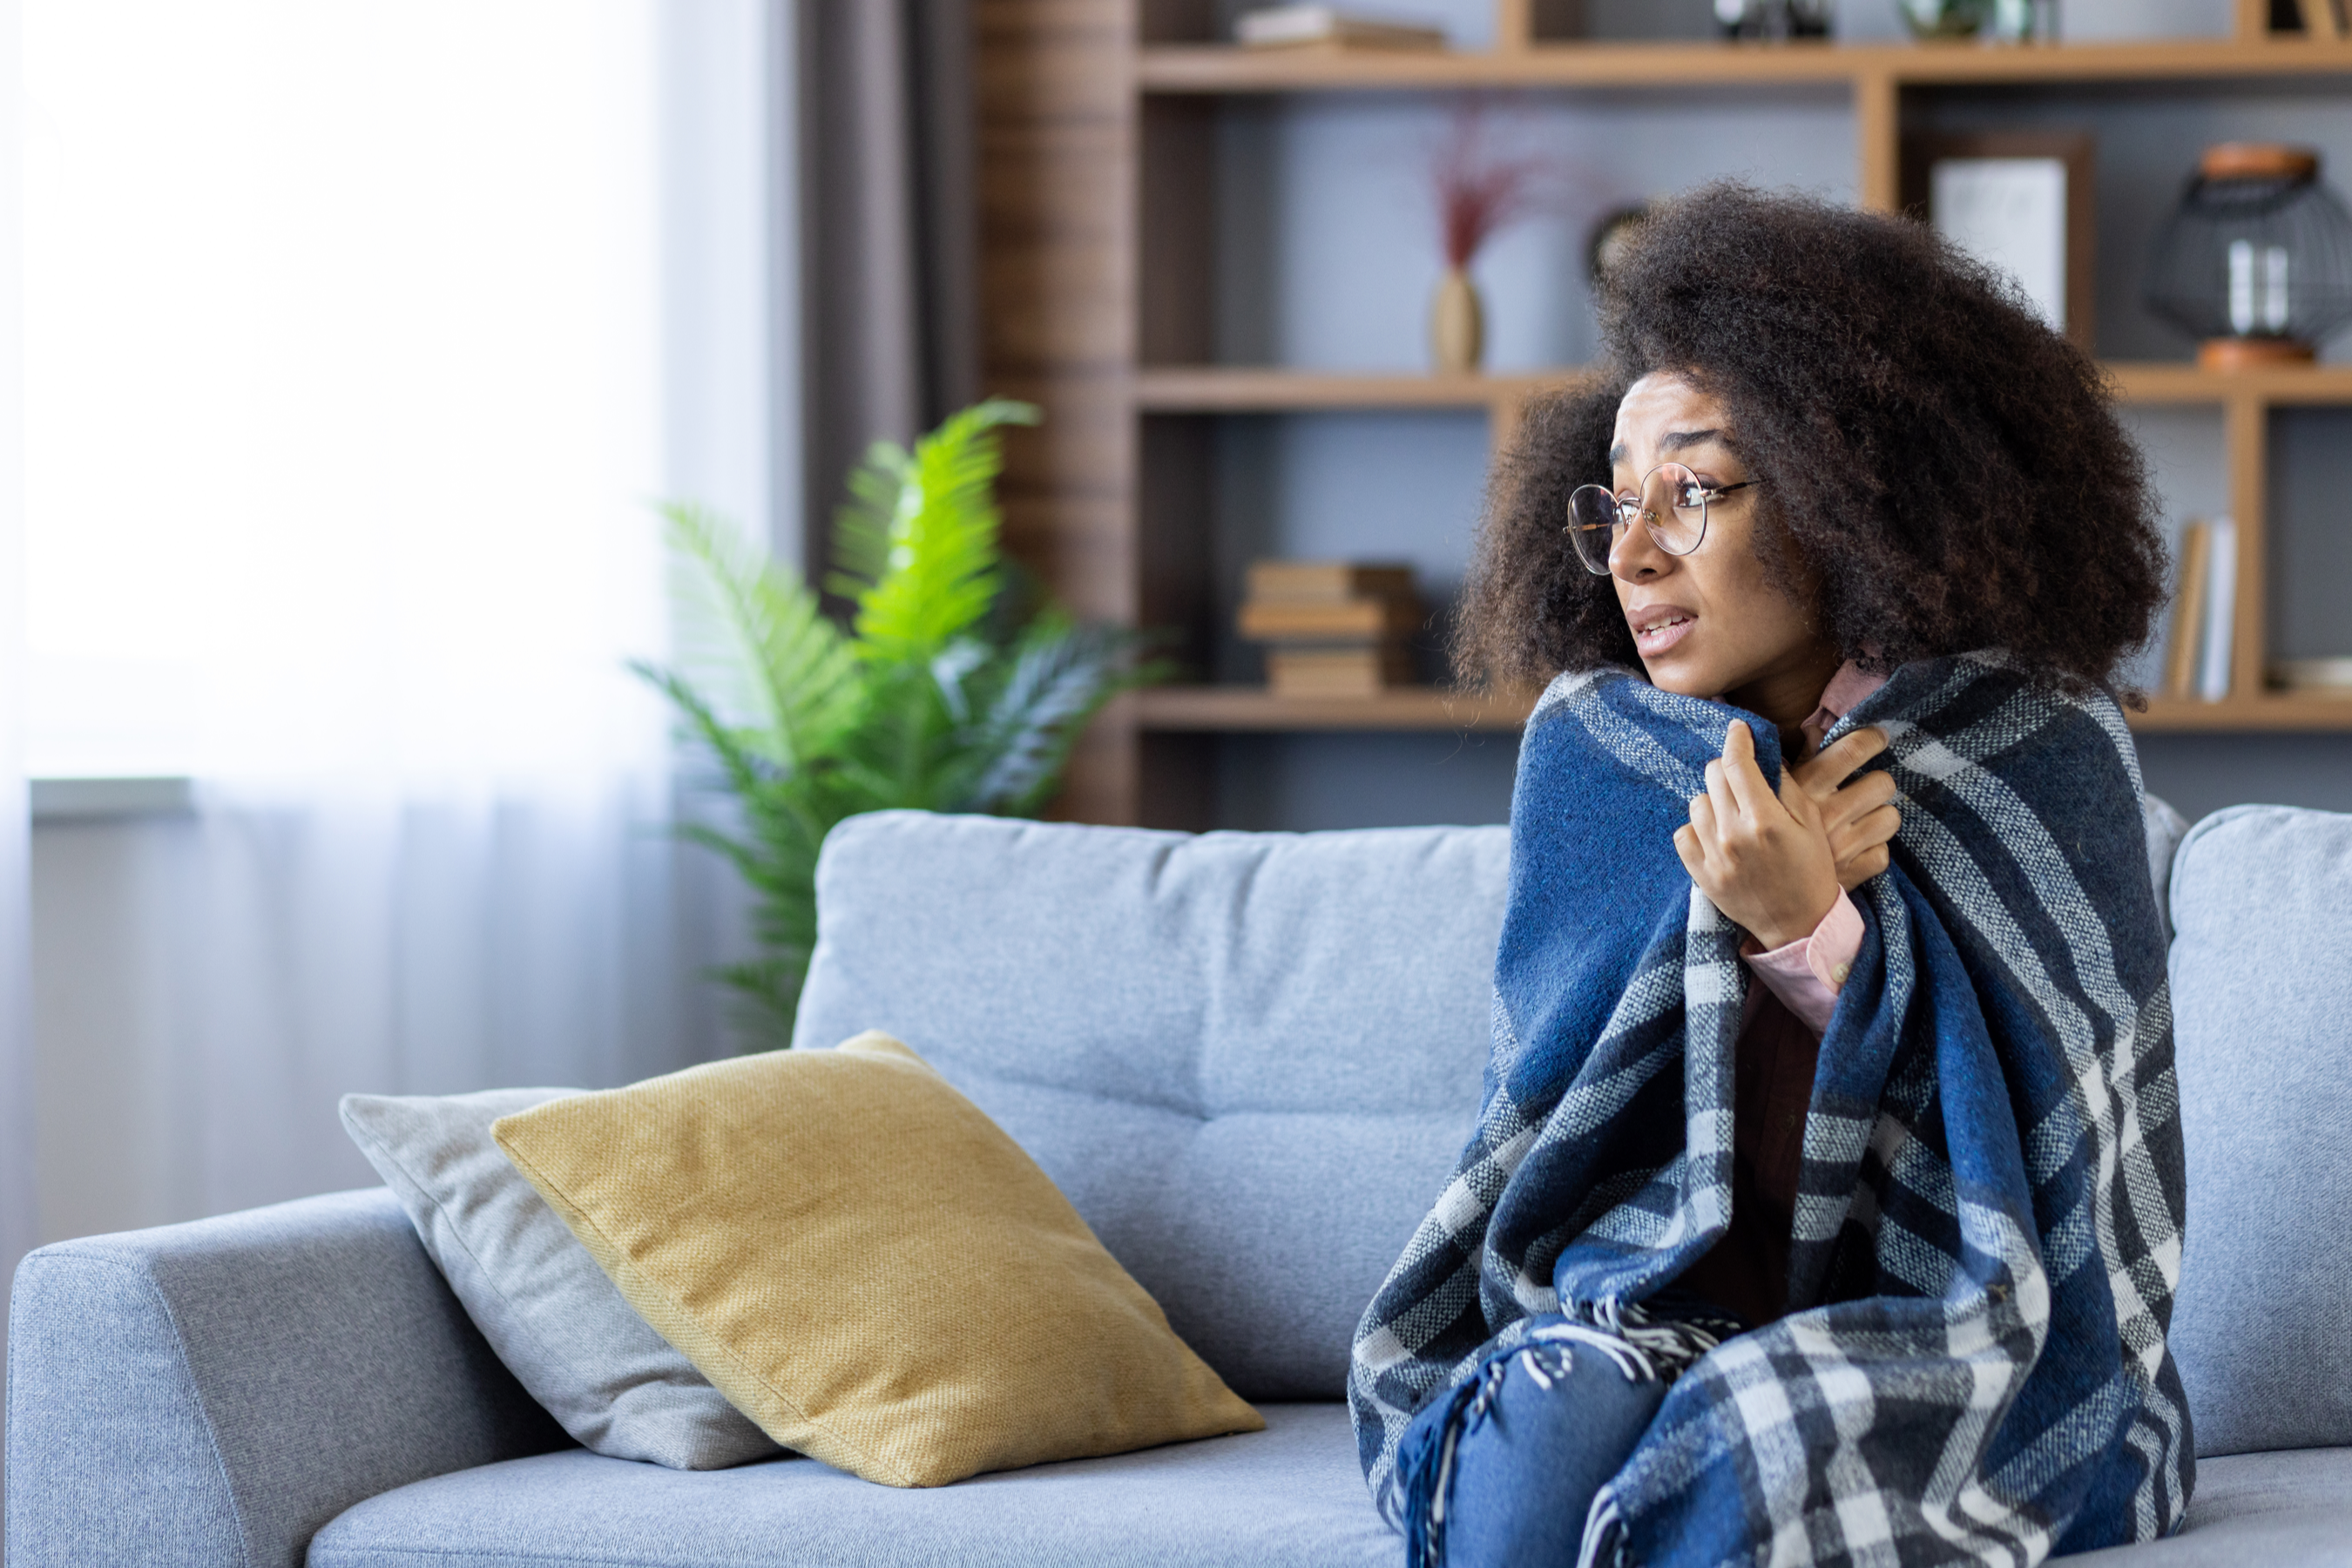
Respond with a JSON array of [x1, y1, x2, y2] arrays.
[[1686, 790, 1719, 853], [1817, 768, 1899, 836], [1848, 802, 1902, 853], [1828, 804, 1901, 890], [1838, 843, 1891, 891], [1795, 726, 1889, 793], [1673, 822, 1707, 880], [1703, 754, 1742, 838], [1776, 757, 1823, 830], [1716, 720, 1776, 821]]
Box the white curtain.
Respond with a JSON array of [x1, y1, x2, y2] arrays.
[[3, 0, 39, 1300], [21, 1, 782, 1228]]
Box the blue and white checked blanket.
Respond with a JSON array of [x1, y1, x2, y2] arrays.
[[1351, 656, 2193, 1565]]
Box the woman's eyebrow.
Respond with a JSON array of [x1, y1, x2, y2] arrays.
[[1609, 429, 1736, 468]]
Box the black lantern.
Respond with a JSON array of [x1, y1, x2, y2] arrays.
[[2144, 143, 2352, 371]]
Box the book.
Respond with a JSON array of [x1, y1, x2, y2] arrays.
[[2164, 520, 2211, 699], [1244, 560, 1417, 604], [1267, 645, 1416, 697], [2199, 517, 2237, 703], [1237, 596, 1422, 642], [1233, 6, 1447, 51], [2297, 0, 2350, 42], [2271, 657, 2352, 693]]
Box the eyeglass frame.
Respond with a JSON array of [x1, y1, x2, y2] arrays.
[[1565, 463, 1763, 577]]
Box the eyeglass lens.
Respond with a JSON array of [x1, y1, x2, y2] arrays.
[[1565, 462, 1711, 575]]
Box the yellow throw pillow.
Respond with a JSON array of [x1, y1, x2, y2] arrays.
[[490, 1031, 1262, 1486]]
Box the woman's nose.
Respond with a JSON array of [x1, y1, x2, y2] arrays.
[[1610, 516, 1670, 581]]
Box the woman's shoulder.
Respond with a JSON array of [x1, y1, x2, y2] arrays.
[[1526, 666, 1629, 728], [1852, 651, 2132, 747]]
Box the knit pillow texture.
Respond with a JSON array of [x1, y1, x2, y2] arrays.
[[490, 1030, 1264, 1487], [339, 1088, 781, 1469]]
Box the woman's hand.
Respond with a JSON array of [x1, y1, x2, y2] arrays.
[[1791, 727, 1903, 891], [1674, 720, 1842, 950]]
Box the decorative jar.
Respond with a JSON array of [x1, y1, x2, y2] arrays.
[[2144, 143, 2352, 370], [1898, 0, 1992, 39], [1713, 0, 1831, 39]]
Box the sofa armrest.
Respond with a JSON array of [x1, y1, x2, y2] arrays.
[[6, 1187, 566, 1568]]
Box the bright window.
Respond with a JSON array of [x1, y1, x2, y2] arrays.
[[23, 1, 668, 782]]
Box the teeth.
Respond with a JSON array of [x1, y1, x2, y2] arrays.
[[1638, 615, 1690, 635]]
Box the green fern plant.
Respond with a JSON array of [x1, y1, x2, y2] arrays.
[[633, 400, 1157, 1048]]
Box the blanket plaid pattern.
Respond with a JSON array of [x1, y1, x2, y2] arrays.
[[1349, 656, 2193, 1565]]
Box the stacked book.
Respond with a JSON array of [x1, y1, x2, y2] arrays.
[[1237, 561, 1423, 698], [2273, 658, 2352, 696], [2164, 517, 2236, 701], [1233, 6, 1447, 51]]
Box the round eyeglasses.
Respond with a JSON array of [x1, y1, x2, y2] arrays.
[[1565, 463, 1761, 576]]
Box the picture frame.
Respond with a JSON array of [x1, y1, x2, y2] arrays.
[[1901, 131, 2097, 353]]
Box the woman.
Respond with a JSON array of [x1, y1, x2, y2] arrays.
[[1349, 184, 2190, 1568]]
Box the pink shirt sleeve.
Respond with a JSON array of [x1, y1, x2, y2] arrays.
[[1740, 890, 1864, 1037]]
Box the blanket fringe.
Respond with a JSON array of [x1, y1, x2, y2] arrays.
[[1402, 1303, 1716, 1568], [1402, 1341, 1574, 1568], [1565, 1295, 1736, 1383], [1577, 1485, 1628, 1568]]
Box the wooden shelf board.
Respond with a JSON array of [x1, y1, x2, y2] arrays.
[[1139, 38, 2352, 93], [1135, 367, 1573, 411], [1135, 686, 2352, 733], [2106, 362, 2352, 402], [1137, 363, 2352, 412], [1134, 685, 1537, 731], [2129, 694, 2352, 731]]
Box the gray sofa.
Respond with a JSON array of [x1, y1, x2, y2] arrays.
[[9, 802, 2350, 1566]]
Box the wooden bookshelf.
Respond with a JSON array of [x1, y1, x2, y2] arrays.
[[977, 4, 2352, 826]]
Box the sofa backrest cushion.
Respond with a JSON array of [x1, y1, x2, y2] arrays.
[[794, 800, 2191, 1405], [2165, 803, 2352, 1457], [2143, 793, 2188, 943], [795, 813, 1505, 1401]]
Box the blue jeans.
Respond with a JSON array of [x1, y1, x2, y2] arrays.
[[1396, 1319, 1668, 1568]]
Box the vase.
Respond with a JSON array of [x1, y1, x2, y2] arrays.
[[1898, 0, 1990, 38], [1430, 267, 1484, 373]]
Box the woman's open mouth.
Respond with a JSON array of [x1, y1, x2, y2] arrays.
[[1631, 608, 1696, 657]]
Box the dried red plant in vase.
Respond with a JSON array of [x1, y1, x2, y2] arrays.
[[1428, 102, 1551, 373]]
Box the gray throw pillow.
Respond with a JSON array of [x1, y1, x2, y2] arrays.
[[340, 1089, 781, 1470]]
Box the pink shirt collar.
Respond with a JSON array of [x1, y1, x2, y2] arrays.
[[1794, 660, 1888, 762]]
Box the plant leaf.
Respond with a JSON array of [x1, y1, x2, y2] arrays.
[[960, 615, 1158, 814], [658, 503, 864, 774], [832, 400, 1037, 666]]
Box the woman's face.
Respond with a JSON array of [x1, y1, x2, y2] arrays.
[[1607, 371, 1840, 727]]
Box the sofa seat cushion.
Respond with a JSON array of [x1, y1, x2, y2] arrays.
[[306, 1402, 1392, 1568], [2054, 1448, 2352, 1565]]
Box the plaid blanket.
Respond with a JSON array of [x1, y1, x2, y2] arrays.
[[1350, 656, 2193, 1565]]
